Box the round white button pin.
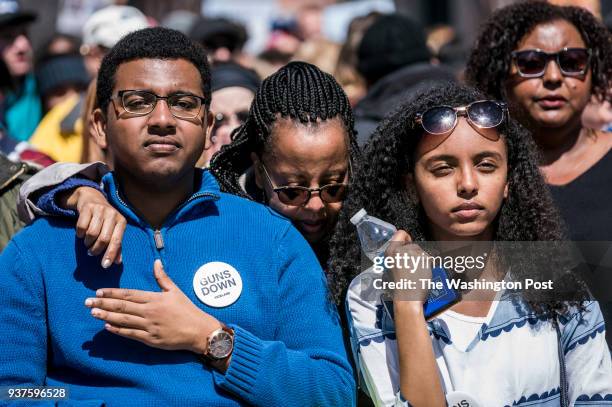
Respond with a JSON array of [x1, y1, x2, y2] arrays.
[[193, 262, 243, 307]]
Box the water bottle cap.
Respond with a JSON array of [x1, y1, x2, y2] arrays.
[[350, 208, 367, 225]]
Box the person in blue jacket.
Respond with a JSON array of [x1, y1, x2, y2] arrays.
[[0, 27, 355, 406]]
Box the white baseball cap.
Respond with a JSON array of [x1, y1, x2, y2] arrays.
[[82, 5, 149, 49]]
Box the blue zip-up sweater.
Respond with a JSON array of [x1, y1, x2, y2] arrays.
[[0, 169, 355, 406]]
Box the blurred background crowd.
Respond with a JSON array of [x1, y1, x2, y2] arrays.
[[1, 0, 611, 168]]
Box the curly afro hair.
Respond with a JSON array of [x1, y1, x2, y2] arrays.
[[327, 82, 588, 317], [465, 0, 612, 101], [96, 27, 211, 112]]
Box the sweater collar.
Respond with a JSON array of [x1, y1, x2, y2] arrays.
[[102, 168, 220, 228]]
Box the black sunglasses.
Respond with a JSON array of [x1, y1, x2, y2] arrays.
[[416, 100, 507, 136], [511, 48, 591, 78], [260, 163, 350, 206]]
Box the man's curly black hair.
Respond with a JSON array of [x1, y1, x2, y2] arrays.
[[327, 82, 588, 317], [465, 0, 612, 101], [96, 27, 211, 112]]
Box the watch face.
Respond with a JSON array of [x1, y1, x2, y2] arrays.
[[209, 331, 233, 359]]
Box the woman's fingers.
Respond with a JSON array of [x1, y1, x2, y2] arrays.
[[88, 211, 115, 256], [77, 203, 127, 267], [385, 230, 414, 258], [102, 217, 126, 267], [75, 207, 93, 239], [83, 206, 104, 249], [383, 230, 431, 303], [88, 213, 127, 266], [71, 187, 127, 267], [394, 229, 413, 243]]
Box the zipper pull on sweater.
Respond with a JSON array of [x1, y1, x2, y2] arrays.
[[154, 229, 164, 250]]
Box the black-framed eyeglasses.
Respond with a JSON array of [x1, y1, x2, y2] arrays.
[[114, 90, 208, 119], [511, 48, 591, 78], [416, 100, 507, 137], [260, 163, 350, 206]]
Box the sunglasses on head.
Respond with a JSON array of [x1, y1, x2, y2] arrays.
[[415, 100, 506, 153], [416, 100, 507, 135], [260, 163, 350, 206], [511, 48, 591, 78]]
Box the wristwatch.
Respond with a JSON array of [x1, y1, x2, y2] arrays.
[[202, 325, 234, 361]]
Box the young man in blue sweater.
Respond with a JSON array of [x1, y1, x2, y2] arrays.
[[0, 27, 355, 406]]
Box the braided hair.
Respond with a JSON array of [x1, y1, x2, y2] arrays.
[[210, 61, 360, 199]]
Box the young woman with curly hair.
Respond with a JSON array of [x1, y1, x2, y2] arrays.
[[465, 1, 612, 242], [331, 83, 612, 406]]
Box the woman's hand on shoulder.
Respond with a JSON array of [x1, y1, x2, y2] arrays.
[[60, 186, 126, 268]]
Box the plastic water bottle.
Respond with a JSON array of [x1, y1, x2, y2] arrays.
[[350, 208, 397, 261], [350, 208, 461, 319]]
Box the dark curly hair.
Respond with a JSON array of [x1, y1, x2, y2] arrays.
[[210, 61, 360, 200], [465, 0, 612, 101], [327, 82, 588, 317], [97, 27, 211, 112]]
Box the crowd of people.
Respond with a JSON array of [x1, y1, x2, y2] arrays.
[[1, 0, 611, 406]]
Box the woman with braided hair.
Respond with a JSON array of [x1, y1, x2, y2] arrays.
[[209, 61, 360, 264]]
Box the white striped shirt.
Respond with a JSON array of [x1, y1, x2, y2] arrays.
[[347, 268, 612, 407]]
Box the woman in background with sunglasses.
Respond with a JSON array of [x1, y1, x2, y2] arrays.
[[466, 1, 612, 351], [329, 83, 612, 406], [466, 2, 612, 244]]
